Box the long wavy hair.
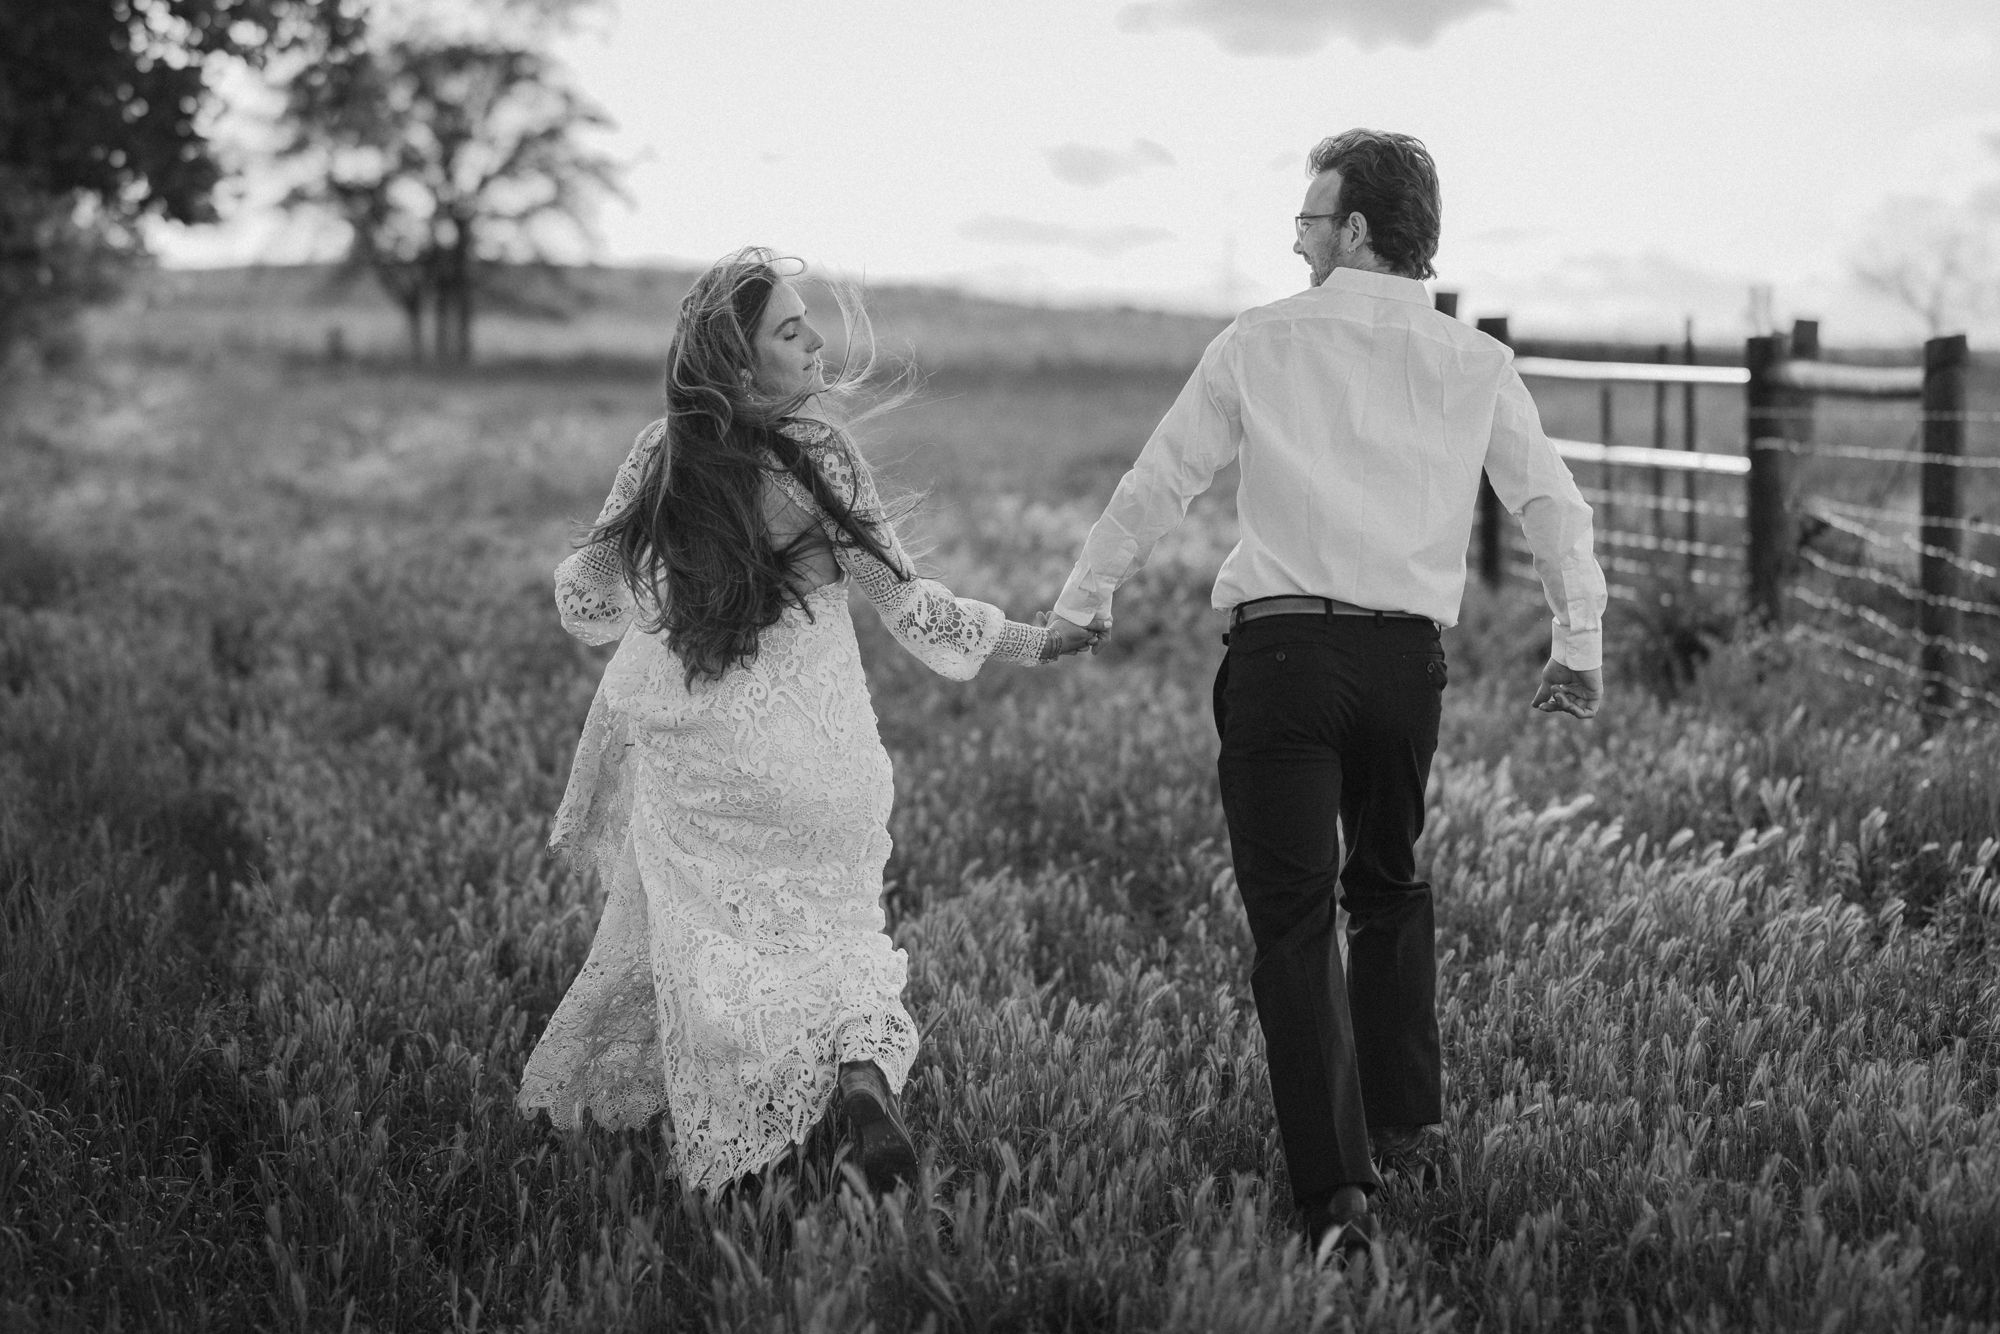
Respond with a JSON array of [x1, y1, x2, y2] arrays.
[[587, 246, 916, 687]]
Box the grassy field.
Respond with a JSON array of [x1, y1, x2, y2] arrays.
[[4, 281, 2000, 1332]]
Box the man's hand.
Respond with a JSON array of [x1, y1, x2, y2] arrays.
[[1035, 610, 1111, 657], [1531, 659, 1602, 720]]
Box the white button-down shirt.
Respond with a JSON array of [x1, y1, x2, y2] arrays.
[[1053, 268, 1607, 670]]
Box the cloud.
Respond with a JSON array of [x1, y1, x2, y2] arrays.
[[1461, 225, 1556, 246], [1448, 250, 1761, 338], [959, 216, 1176, 257], [1044, 139, 1176, 188], [1117, 0, 1505, 54]]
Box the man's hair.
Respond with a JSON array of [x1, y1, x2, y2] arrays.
[[1307, 130, 1441, 280]]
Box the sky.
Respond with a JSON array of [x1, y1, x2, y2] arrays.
[[160, 0, 2000, 343]]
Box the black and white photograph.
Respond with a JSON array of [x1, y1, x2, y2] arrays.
[[4, 0, 1998, 1329]]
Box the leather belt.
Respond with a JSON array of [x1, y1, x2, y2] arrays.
[[1229, 595, 1432, 628]]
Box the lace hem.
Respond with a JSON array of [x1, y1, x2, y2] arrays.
[[992, 618, 1054, 665]]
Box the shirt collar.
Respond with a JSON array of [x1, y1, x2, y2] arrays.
[[1315, 267, 1432, 307]]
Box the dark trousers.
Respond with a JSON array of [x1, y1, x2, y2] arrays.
[[1212, 612, 1446, 1207]]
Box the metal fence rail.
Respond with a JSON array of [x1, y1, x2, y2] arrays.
[[1513, 356, 1750, 386], [1463, 309, 1993, 717]]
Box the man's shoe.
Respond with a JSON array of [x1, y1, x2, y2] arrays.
[[1371, 1123, 1449, 1192], [838, 1061, 918, 1193], [1301, 1185, 1376, 1264]]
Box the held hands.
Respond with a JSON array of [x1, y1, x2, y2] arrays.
[[1532, 659, 1603, 720], [1033, 610, 1111, 659]]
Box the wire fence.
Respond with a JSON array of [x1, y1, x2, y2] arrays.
[[1467, 314, 1996, 717], [1778, 412, 2000, 712]]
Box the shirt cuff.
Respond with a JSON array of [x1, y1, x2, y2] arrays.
[[1052, 584, 1103, 628], [1552, 619, 1602, 672]]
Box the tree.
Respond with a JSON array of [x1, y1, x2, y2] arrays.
[[277, 9, 621, 364], [0, 0, 310, 362], [1852, 192, 2000, 337], [0, 178, 131, 361]]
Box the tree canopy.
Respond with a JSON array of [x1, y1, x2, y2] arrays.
[[279, 31, 621, 363], [0, 0, 613, 366], [266, 0, 620, 363], [1, 1, 314, 219], [0, 0, 313, 359]]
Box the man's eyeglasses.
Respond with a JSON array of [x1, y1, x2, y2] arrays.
[[1295, 212, 1347, 237]]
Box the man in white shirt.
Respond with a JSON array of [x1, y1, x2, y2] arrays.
[[1050, 129, 1606, 1260]]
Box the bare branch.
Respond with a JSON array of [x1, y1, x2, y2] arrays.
[[1850, 195, 2000, 337]]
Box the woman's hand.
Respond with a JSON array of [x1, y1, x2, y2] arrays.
[[1034, 611, 1110, 658]]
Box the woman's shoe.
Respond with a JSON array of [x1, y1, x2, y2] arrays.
[[838, 1061, 918, 1193]]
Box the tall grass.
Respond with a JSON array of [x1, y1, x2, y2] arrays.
[[3, 353, 1997, 1332]]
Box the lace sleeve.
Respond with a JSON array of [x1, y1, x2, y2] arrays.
[[556, 420, 665, 644], [775, 422, 1056, 678]]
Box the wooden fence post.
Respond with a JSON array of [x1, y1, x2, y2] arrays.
[[1474, 316, 1509, 589], [1919, 333, 1969, 713], [1652, 344, 1669, 551], [1789, 319, 1819, 461], [1683, 320, 1698, 577], [1745, 333, 1795, 624], [1598, 382, 1615, 538]]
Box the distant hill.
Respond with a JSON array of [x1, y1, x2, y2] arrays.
[[93, 263, 1234, 374], [93, 264, 1985, 384]]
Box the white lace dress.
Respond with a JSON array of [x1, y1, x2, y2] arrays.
[[517, 417, 1054, 1192]]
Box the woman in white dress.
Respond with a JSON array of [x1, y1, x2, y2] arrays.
[[516, 247, 1104, 1194]]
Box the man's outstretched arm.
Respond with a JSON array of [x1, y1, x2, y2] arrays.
[[1051, 328, 1244, 629], [1483, 369, 1610, 718]]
